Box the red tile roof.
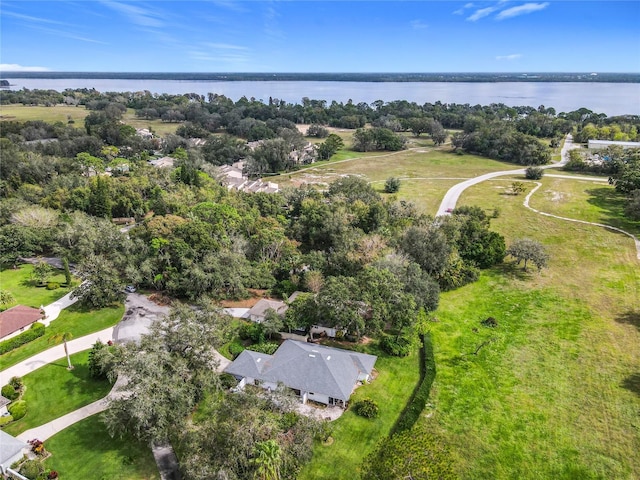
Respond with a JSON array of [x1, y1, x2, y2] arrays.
[[0, 305, 44, 339]]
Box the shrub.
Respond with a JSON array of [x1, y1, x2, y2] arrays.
[[46, 282, 60, 290], [384, 177, 401, 193], [247, 342, 279, 355], [1, 384, 18, 400], [392, 333, 436, 433], [48, 471, 59, 479], [219, 373, 238, 389], [19, 459, 44, 479], [239, 323, 265, 344], [353, 398, 379, 418], [379, 334, 411, 357], [228, 341, 245, 358], [0, 322, 45, 354], [525, 166, 544, 180], [306, 124, 329, 138], [0, 415, 13, 426], [9, 400, 27, 420], [9, 376, 23, 392]]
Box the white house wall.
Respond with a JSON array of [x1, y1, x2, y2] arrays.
[[307, 392, 330, 405]]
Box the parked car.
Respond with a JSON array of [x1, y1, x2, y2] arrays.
[[124, 285, 136, 293]]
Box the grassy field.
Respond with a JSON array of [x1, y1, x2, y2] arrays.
[[299, 345, 420, 479], [44, 414, 159, 479], [298, 150, 640, 478], [0, 104, 179, 137], [0, 304, 124, 369], [3, 350, 111, 436], [0, 104, 89, 124], [122, 108, 180, 136], [0, 264, 71, 310]]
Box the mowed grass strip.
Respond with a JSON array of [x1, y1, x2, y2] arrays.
[[299, 348, 419, 479], [0, 304, 124, 370], [44, 414, 159, 479], [3, 350, 111, 436], [0, 265, 71, 310]]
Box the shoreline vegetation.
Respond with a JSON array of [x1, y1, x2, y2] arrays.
[[1, 72, 639, 83]]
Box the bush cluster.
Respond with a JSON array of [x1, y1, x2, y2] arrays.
[[0, 322, 45, 354], [9, 400, 27, 420], [392, 333, 436, 433], [1, 384, 18, 400], [238, 323, 265, 344], [353, 398, 380, 418], [246, 342, 279, 355], [379, 334, 411, 357], [46, 282, 60, 290], [228, 341, 245, 358]]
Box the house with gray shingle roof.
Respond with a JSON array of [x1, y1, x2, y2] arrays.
[[224, 340, 377, 407], [0, 396, 11, 417], [0, 430, 28, 470]]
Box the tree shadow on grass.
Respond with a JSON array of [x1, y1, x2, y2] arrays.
[[621, 373, 640, 397], [586, 187, 640, 233], [614, 310, 640, 332], [492, 261, 534, 281]]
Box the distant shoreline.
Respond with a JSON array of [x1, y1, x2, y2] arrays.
[[1, 72, 638, 83]]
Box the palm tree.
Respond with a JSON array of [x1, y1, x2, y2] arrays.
[[49, 332, 74, 370], [253, 440, 281, 480]]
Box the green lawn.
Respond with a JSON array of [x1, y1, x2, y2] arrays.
[[0, 104, 89, 124], [299, 346, 420, 479], [417, 177, 640, 479], [3, 350, 111, 436], [44, 414, 159, 479], [0, 264, 71, 310], [0, 304, 124, 370], [301, 153, 640, 478]]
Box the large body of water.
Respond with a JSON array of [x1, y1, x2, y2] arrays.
[[6, 78, 640, 116]]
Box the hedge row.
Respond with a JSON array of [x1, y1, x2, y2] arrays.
[[391, 332, 436, 434], [0, 322, 45, 355]]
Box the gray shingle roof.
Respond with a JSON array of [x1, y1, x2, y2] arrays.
[[0, 430, 27, 465], [0, 396, 10, 408], [224, 340, 377, 401]]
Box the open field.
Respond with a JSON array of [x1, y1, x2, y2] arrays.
[[3, 350, 111, 436], [301, 151, 640, 478], [0, 104, 89, 124], [300, 345, 420, 479], [44, 414, 159, 479], [0, 265, 71, 310], [0, 104, 179, 137], [122, 108, 180, 136], [0, 304, 124, 369]]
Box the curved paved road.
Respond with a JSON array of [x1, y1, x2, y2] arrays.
[[436, 134, 579, 217]]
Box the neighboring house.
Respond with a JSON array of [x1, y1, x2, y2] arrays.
[[288, 142, 318, 165], [588, 139, 640, 150], [0, 396, 10, 416], [224, 340, 377, 407], [217, 161, 279, 194], [148, 156, 175, 168], [136, 128, 154, 139], [0, 430, 28, 470], [310, 324, 345, 339], [0, 306, 44, 341], [246, 299, 288, 323]]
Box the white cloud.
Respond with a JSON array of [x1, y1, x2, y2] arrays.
[[496, 54, 523, 61], [1, 11, 66, 25], [0, 63, 51, 72], [496, 2, 550, 20], [101, 1, 165, 28], [454, 3, 475, 15], [467, 6, 500, 22], [410, 20, 428, 30], [204, 43, 249, 51]]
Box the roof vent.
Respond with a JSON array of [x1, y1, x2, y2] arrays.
[[309, 354, 316, 358], [327, 355, 331, 360], [256, 358, 261, 362]]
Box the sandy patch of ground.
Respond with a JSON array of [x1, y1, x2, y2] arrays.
[[546, 190, 567, 202]]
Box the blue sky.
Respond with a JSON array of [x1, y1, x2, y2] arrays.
[[1, 1, 638, 72]]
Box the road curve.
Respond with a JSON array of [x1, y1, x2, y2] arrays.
[[435, 134, 580, 217]]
